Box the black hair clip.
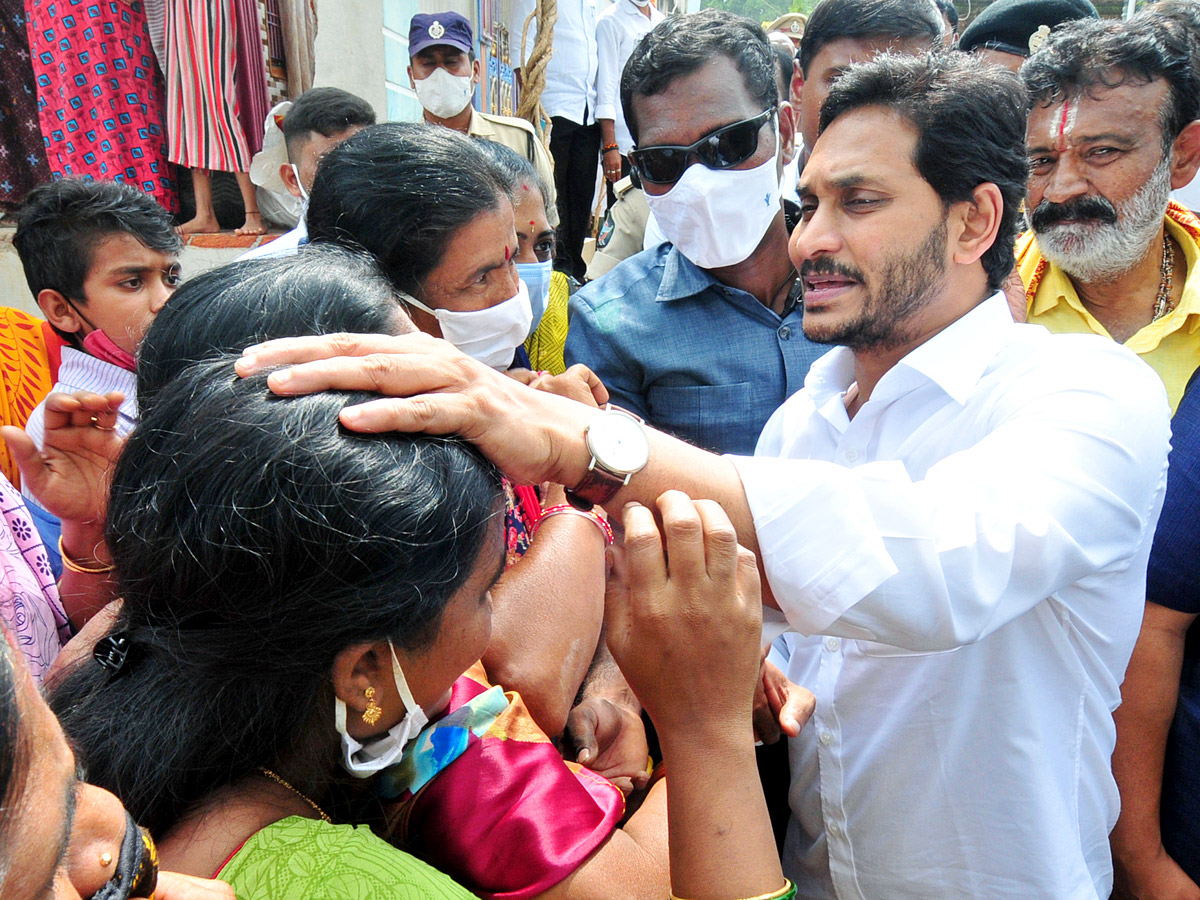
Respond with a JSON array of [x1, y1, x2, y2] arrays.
[[94, 632, 131, 673]]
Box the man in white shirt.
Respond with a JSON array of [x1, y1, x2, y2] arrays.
[[511, 0, 600, 281], [240, 87, 375, 261], [238, 51, 1171, 899], [595, 0, 664, 183]]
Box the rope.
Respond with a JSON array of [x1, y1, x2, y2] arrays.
[[516, 0, 557, 151]]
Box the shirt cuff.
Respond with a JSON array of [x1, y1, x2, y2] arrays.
[[731, 455, 899, 635], [595, 103, 618, 123]]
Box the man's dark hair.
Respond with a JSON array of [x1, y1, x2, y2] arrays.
[[306, 122, 508, 298], [13, 179, 180, 306], [820, 52, 1030, 291], [933, 0, 959, 33], [621, 9, 778, 146], [799, 0, 944, 75], [1022, 16, 1200, 152], [281, 87, 377, 162]]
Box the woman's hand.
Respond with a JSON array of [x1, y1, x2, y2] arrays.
[[508, 365, 610, 408], [604, 491, 762, 742], [155, 871, 237, 900], [1, 391, 124, 525]]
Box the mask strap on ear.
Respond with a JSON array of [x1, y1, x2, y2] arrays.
[[290, 163, 309, 202], [334, 696, 350, 737], [397, 290, 437, 317], [389, 641, 421, 716]]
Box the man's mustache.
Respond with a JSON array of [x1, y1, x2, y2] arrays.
[[1029, 195, 1118, 231], [800, 257, 866, 282]]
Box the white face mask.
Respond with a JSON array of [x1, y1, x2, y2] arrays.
[[515, 260, 553, 335], [413, 66, 474, 119], [402, 280, 532, 370], [644, 123, 782, 269], [290, 163, 309, 202], [335, 642, 430, 778]]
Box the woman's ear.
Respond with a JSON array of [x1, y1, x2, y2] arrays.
[[331, 641, 387, 717]]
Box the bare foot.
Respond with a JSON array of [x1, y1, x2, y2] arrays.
[[235, 211, 266, 236], [176, 214, 221, 236]]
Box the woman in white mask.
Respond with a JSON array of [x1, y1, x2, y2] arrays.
[[307, 124, 613, 744], [46, 254, 813, 900]]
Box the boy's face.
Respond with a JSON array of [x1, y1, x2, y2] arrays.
[[76, 233, 181, 354]]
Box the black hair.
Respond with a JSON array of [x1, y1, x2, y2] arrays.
[[933, 0, 959, 32], [306, 122, 509, 297], [49, 358, 503, 836], [281, 87, 377, 162], [12, 179, 180, 330], [1147, 0, 1200, 39], [136, 245, 408, 413], [771, 39, 796, 101], [1022, 15, 1200, 150], [0, 633, 27, 885], [798, 0, 944, 75], [620, 10, 778, 146], [471, 138, 552, 217], [819, 51, 1030, 291]]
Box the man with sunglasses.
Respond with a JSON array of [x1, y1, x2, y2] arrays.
[[565, 10, 823, 455]]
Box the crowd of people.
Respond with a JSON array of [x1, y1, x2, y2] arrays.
[[3, 1, 1200, 899]]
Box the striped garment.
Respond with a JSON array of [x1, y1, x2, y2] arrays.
[[164, 0, 251, 171]]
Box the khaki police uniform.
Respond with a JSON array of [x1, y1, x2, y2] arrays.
[[585, 174, 648, 280], [468, 109, 559, 227]]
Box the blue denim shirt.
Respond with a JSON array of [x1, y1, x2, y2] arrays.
[[565, 243, 825, 454]]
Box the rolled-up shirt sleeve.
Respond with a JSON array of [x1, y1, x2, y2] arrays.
[[594, 15, 621, 124], [732, 344, 1171, 650]]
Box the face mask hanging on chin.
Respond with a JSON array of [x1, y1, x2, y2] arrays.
[[644, 124, 783, 270], [82, 328, 137, 373], [335, 642, 430, 778], [401, 280, 533, 370], [413, 67, 475, 119]]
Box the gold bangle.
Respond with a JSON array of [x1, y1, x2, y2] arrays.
[[670, 880, 795, 900], [58, 536, 116, 575]]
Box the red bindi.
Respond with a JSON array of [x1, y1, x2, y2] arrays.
[[505, 246, 511, 261]]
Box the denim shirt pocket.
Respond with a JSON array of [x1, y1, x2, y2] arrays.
[[646, 382, 754, 453]]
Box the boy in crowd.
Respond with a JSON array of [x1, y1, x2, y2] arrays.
[[12, 179, 181, 573], [242, 87, 376, 260]]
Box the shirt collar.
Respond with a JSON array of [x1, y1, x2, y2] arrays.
[[466, 108, 493, 138], [803, 292, 1014, 410], [654, 245, 722, 302]]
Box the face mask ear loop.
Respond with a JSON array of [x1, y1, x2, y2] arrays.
[[389, 641, 422, 720], [290, 164, 309, 202], [396, 289, 437, 318], [334, 696, 350, 738]]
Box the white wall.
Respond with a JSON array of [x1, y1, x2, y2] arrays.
[[314, 0, 389, 120]]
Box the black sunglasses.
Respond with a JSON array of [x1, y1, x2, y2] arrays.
[[629, 107, 776, 186]]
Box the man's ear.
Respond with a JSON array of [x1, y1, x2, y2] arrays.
[[472, 58, 482, 86], [37, 289, 84, 335], [279, 161, 303, 199], [1169, 119, 1200, 191], [779, 101, 797, 167], [790, 59, 804, 110], [950, 182, 1003, 268]]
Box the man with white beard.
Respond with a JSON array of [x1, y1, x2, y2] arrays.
[[1018, 14, 1200, 411]]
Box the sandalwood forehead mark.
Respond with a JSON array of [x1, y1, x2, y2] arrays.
[[1050, 98, 1076, 152]]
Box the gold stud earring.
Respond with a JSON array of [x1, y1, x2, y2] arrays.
[[362, 685, 383, 726], [100, 852, 113, 867]]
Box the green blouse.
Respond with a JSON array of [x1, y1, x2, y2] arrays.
[[217, 816, 475, 899]]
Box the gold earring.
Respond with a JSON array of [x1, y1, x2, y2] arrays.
[[100, 852, 113, 867], [362, 686, 383, 726]]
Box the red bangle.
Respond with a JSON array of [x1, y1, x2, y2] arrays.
[[536, 504, 614, 546]]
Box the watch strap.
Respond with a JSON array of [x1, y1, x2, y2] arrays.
[[565, 464, 627, 510]]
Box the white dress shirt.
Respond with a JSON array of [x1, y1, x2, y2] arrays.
[[510, 0, 598, 125], [595, 0, 664, 154], [732, 294, 1171, 899]]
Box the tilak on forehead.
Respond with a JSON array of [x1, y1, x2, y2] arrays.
[[1050, 97, 1078, 151]]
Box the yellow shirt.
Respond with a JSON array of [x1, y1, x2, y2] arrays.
[[1018, 205, 1200, 412]]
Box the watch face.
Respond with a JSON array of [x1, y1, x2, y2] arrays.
[[588, 411, 650, 475]]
